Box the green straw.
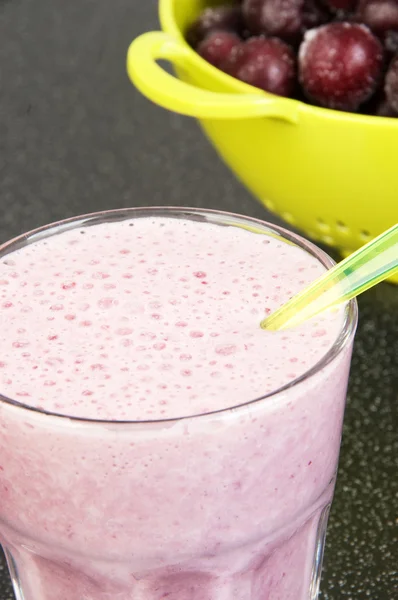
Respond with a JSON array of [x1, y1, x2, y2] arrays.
[[261, 223, 398, 331]]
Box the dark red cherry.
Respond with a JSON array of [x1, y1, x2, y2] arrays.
[[198, 31, 241, 69], [299, 22, 384, 111], [224, 36, 296, 96]]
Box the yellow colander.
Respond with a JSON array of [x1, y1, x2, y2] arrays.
[[127, 0, 398, 279]]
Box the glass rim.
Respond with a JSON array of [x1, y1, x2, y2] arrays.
[[0, 206, 358, 425]]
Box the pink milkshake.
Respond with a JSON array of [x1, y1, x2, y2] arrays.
[[0, 208, 357, 600]]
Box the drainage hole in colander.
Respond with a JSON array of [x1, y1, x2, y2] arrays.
[[316, 218, 331, 233], [359, 230, 371, 242], [281, 211, 295, 224], [336, 221, 349, 234]]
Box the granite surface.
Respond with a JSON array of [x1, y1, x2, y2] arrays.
[[0, 0, 397, 598]]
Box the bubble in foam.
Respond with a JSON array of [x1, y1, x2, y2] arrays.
[[44, 380, 56, 387], [78, 303, 90, 312], [116, 327, 133, 336], [140, 331, 156, 341], [312, 329, 327, 338], [210, 371, 221, 379], [91, 364, 105, 371], [215, 344, 238, 356], [98, 297, 117, 309], [153, 343, 166, 351], [16, 391, 30, 398], [50, 304, 64, 311], [190, 331, 204, 338], [12, 341, 29, 349]]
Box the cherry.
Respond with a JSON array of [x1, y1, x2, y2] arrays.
[[302, 0, 331, 33], [299, 22, 384, 111], [197, 31, 241, 69], [385, 54, 398, 111], [356, 0, 398, 37], [242, 0, 304, 41], [223, 36, 296, 96], [323, 0, 357, 11], [242, 0, 330, 43], [362, 87, 397, 115], [373, 96, 398, 115], [385, 29, 398, 56], [186, 5, 244, 48]]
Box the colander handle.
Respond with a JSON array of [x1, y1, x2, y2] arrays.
[[127, 32, 299, 122]]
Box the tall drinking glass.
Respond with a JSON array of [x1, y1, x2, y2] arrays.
[[0, 208, 357, 600]]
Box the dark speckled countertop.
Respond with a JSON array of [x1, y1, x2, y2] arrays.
[[0, 1, 397, 598]]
